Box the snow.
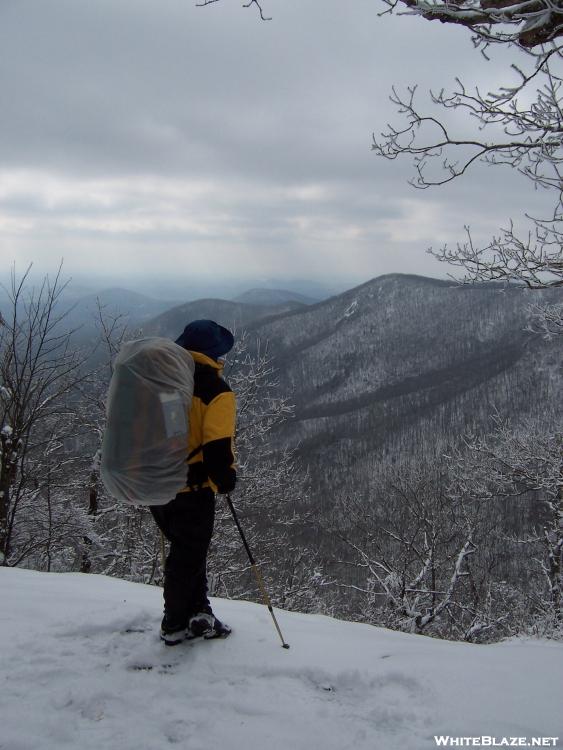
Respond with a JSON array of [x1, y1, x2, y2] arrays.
[[343, 299, 358, 318], [1, 423, 13, 438], [1, 568, 562, 750]]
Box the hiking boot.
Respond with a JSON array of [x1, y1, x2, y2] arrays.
[[188, 612, 232, 640], [159, 617, 188, 646]]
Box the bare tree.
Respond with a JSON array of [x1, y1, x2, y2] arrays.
[[77, 300, 135, 573], [450, 415, 562, 628], [74, 302, 159, 581], [372, 4, 563, 333], [0, 264, 89, 566], [370, 8, 562, 635], [332, 462, 513, 641], [208, 333, 326, 613]]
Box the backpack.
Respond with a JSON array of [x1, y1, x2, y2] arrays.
[[100, 337, 195, 506]]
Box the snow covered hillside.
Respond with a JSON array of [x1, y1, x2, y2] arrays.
[[1, 568, 561, 750]]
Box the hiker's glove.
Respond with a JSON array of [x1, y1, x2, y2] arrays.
[[215, 469, 237, 495]]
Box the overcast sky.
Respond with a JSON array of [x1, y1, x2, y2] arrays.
[[0, 0, 544, 297]]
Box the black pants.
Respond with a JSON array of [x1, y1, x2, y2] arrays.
[[150, 488, 215, 629]]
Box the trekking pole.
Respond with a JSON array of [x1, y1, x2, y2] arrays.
[[225, 493, 290, 650]]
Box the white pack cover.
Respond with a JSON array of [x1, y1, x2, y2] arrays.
[[100, 338, 195, 506]]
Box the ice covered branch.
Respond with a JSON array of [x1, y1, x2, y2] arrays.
[[381, 0, 563, 48]]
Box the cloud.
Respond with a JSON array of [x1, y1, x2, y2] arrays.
[[0, 0, 545, 288]]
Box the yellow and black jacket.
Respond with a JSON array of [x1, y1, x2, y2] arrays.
[[180, 351, 236, 495]]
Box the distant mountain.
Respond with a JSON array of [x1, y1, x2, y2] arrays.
[[71, 287, 182, 326], [233, 288, 318, 306], [0, 284, 182, 348], [239, 273, 562, 498], [111, 276, 346, 303], [142, 297, 304, 339], [51, 287, 183, 354]]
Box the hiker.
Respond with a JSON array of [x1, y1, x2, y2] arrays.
[[150, 319, 237, 645]]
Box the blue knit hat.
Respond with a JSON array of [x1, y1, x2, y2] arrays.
[[175, 320, 234, 360]]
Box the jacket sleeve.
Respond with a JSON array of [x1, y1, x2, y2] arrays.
[[202, 390, 237, 494]]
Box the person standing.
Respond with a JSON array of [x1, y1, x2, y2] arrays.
[[151, 319, 237, 645]]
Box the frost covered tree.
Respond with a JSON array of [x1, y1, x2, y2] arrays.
[[449, 416, 562, 630], [332, 461, 514, 641], [0, 265, 88, 567], [369, 11, 563, 634], [372, 0, 563, 332], [199, 0, 563, 46], [77, 301, 136, 576], [74, 303, 161, 582], [380, 0, 563, 48], [207, 333, 329, 614]]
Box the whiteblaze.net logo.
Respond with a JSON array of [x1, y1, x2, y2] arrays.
[[434, 738, 560, 747]]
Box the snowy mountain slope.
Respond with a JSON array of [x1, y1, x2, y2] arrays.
[[1, 568, 561, 750], [246, 274, 557, 410], [240, 273, 562, 493]]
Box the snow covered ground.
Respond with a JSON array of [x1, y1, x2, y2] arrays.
[[1, 568, 561, 750]]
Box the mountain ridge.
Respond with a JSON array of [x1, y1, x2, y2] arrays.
[[233, 274, 562, 499]]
